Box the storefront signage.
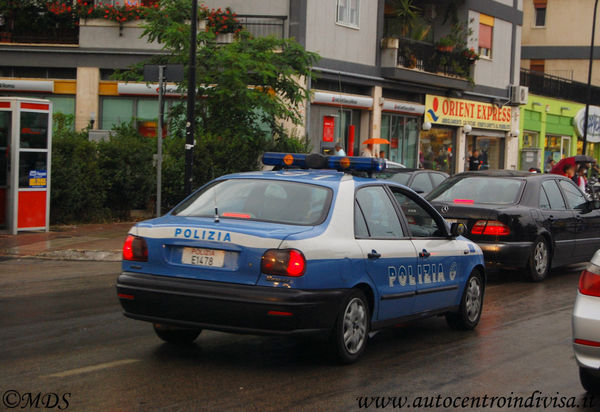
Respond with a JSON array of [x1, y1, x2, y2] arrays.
[[0, 80, 53, 93], [28, 170, 47, 188], [425, 95, 511, 131], [312, 91, 373, 110], [381, 99, 425, 115], [322, 116, 335, 143], [574, 106, 600, 143], [117, 82, 183, 97]]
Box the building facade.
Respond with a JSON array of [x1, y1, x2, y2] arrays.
[[0, 0, 524, 174]]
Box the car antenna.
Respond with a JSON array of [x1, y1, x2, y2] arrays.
[[213, 186, 219, 223]]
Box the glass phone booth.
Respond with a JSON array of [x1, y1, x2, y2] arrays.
[[0, 97, 52, 235]]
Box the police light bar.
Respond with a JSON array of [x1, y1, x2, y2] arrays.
[[262, 152, 386, 173]]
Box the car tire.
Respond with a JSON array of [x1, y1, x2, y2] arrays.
[[526, 236, 551, 282], [580, 367, 600, 394], [329, 289, 370, 364], [153, 324, 201, 344], [446, 269, 484, 330]]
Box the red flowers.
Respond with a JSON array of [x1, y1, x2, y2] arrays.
[[206, 7, 240, 35]]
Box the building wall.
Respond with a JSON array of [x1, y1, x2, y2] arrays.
[[202, 0, 289, 15], [305, 0, 378, 66], [522, 0, 600, 46], [471, 11, 515, 89]]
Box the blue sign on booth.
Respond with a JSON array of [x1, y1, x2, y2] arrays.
[[28, 170, 47, 188]]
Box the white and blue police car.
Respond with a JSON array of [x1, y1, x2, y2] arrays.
[[117, 152, 485, 363]]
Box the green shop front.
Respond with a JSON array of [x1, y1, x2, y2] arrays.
[[519, 95, 585, 172]]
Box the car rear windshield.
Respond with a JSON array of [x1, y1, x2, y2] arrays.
[[375, 171, 411, 185], [172, 178, 333, 225], [426, 176, 524, 205]]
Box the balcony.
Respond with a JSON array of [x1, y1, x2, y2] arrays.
[[520, 69, 600, 104], [238, 15, 287, 39]]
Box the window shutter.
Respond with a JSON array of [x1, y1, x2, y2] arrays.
[[479, 24, 492, 49]]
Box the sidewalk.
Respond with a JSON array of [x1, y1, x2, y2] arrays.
[[0, 222, 134, 261]]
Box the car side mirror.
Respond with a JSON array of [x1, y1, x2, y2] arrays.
[[450, 222, 466, 237]]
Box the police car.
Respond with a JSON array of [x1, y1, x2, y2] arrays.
[[117, 153, 485, 363]]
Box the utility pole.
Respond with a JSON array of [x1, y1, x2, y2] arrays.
[[156, 64, 165, 217], [583, 0, 599, 155], [185, 0, 198, 195]]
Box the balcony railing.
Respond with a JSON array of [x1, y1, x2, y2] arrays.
[[237, 15, 287, 39], [393, 38, 474, 79], [520, 68, 600, 105], [6, 28, 79, 45]]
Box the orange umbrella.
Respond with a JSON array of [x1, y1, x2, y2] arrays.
[[362, 138, 391, 145]]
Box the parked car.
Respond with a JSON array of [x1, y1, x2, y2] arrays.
[[117, 153, 485, 363], [426, 170, 600, 281], [376, 168, 449, 195], [573, 249, 600, 393]]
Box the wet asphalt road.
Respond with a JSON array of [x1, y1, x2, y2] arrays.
[[0, 259, 597, 411]]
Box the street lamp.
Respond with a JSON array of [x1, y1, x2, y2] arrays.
[[583, 0, 599, 155], [185, 0, 198, 196]]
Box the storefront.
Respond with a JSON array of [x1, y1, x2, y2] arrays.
[[518, 95, 582, 171], [380, 99, 424, 167], [424, 95, 514, 174], [308, 90, 373, 155]]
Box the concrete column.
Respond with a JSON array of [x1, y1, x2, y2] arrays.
[[370, 86, 382, 141], [456, 126, 467, 173], [75, 67, 100, 131], [505, 107, 521, 170]]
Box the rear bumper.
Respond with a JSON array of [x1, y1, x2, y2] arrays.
[[573, 292, 600, 370], [116, 272, 346, 335], [477, 241, 533, 270]]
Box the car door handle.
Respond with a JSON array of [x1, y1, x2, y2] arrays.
[[419, 249, 431, 258], [368, 250, 381, 259]]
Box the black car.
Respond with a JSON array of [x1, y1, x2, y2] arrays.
[[426, 170, 600, 281], [376, 168, 449, 195]]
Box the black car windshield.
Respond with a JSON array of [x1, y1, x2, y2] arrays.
[[427, 176, 524, 205], [172, 178, 333, 225], [376, 171, 411, 185]]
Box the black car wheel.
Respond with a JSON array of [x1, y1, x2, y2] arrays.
[[446, 269, 484, 330], [329, 289, 370, 364], [526, 236, 551, 282], [153, 324, 201, 344], [580, 367, 600, 394]]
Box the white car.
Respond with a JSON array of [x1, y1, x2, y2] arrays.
[[573, 249, 600, 393]]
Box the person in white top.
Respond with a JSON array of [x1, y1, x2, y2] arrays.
[[334, 143, 346, 156], [360, 143, 374, 158]]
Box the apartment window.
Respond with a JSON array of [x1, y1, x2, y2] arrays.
[[336, 0, 360, 28], [478, 14, 494, 58], [534, 0, 547, 27], [530, 59, 545, 73]]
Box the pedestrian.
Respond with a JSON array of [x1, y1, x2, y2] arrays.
[[360, 143, 374, 158], [334, 142, 346, 156], [468, 149, 482, 171], [563, 163, 576, 179], [379, 150, 386, 160], [545, 156, 555, 173], [573, 166, 588, 192]]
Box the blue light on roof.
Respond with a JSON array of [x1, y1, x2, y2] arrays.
[[262, 152, 386, 173]]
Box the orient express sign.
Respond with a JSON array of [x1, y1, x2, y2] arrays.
[[425, 95, 512, 131]]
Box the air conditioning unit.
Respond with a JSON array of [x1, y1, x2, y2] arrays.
[[509, 85, 529, 105]]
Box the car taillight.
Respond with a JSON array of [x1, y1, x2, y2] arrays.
[[261, 249, 306, 277], [579, 263, 600, 297], [123, 235, 148, 262], [470, 220, 510, 236]]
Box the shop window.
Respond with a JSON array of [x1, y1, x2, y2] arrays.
[[419, 127, 455, 173], [522, 131, 539, 148], [466, 135, 505, 170], [101, 98, 134, 130], [478, 14, 494, 58], [545, 135, 570, 162], [381, 114, 418, 167], [530, 60, 545, 73], [336, 0, 360, 28], [534, 0, 547, 27]]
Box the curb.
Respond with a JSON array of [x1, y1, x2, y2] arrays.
[[0, 249, 121, 262]]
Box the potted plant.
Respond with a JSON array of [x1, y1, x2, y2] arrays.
[[436, 35, 454, 52], [206, 7, 241, 43]]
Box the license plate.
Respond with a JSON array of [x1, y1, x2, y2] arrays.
[[181, 248, 225, 267]]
